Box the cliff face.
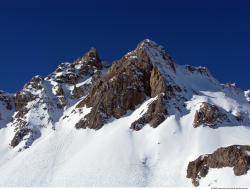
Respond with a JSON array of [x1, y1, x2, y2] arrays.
[[75, 40, 181, 130], [0, 39, 250, 187]]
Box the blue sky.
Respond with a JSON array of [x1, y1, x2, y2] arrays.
[[0, 0, 249, 92]]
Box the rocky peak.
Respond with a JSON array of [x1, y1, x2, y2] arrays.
[[75, 40, 184, 130], [8, 47, 107, 149], [23, 75, 44, 91], [73, 47, 102, 70], [48, 48, 103, 85], [134, 39, 176, 73]]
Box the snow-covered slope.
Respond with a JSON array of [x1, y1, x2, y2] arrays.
[[0, 39, 249, 187]]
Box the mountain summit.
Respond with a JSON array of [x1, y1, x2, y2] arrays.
[[0, 39, 250, 187]]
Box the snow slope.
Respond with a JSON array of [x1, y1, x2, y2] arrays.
[[0, 39, 249, 187]]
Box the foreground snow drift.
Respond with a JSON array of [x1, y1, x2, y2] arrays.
[[0, 95, 250, 187]]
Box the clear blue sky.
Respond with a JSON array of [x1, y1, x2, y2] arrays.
[[0, 0, 249, 92]]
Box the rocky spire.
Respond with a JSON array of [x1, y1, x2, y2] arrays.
[[74, 47, 102, 70]]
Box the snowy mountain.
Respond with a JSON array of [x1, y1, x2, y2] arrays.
[[0, 39, 250, 187]]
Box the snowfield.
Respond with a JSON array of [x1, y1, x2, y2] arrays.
[[0, 92, 250, 187]]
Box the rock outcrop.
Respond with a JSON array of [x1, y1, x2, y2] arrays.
[[50, 48, 103, 85], [9, 48, 105, 149], [193, 102, 228, 128], [187, 145, 250, 186], [10, 128, 31, 147], [185, 65, 210, 76], [130, 94, 168, 130]]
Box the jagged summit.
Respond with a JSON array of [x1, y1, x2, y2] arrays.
[[74, 40, 185, 130], [0, 40, 250, 187], [137, 38, 159, 48], [73, 47, 102, 70], [124, 39, 176, 73]]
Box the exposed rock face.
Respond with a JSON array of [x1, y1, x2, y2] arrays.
[[130, 94, 168, 130], [75, 40, 181, 130], [150, 66, 168, 97], [15, 91, 35, 112], [10, 127, 41, 149], [74, 47, 102, 70], [76, 61, 149, 129], [24, 76, 44, 90], [10, 128, 31, 147], [71, 85, 87, 99], [9, 48, 105, 149], [185, 65, 210, 76], [187, 145, 250, 186], [193, 102, 228, 128], [70, 69, 103, 99], [11, 90, 38, 147], [51, 48, 103, 85]]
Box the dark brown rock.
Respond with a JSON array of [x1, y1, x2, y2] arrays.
[[75, 51, 152, 130], [71, 85, 87, 99], [76, 61, 148, 129], [185, 65, 209, 76], [136, 39, 176, 73], [74, 47, 102, 70], [24, 76, 44, 90], [10, 128, 31, 147], [193, 102, 228, 128], [15, 92, 35, 112], [130, 94, 168, 130], [55, 72, 79, 85], [53, 48, 103, 85], [75, 42, 181, 130], [187, 145, 250, 186], [150, 66, 168, 97]]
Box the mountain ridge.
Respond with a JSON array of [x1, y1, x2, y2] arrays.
[[0, 39, 250, 187]]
